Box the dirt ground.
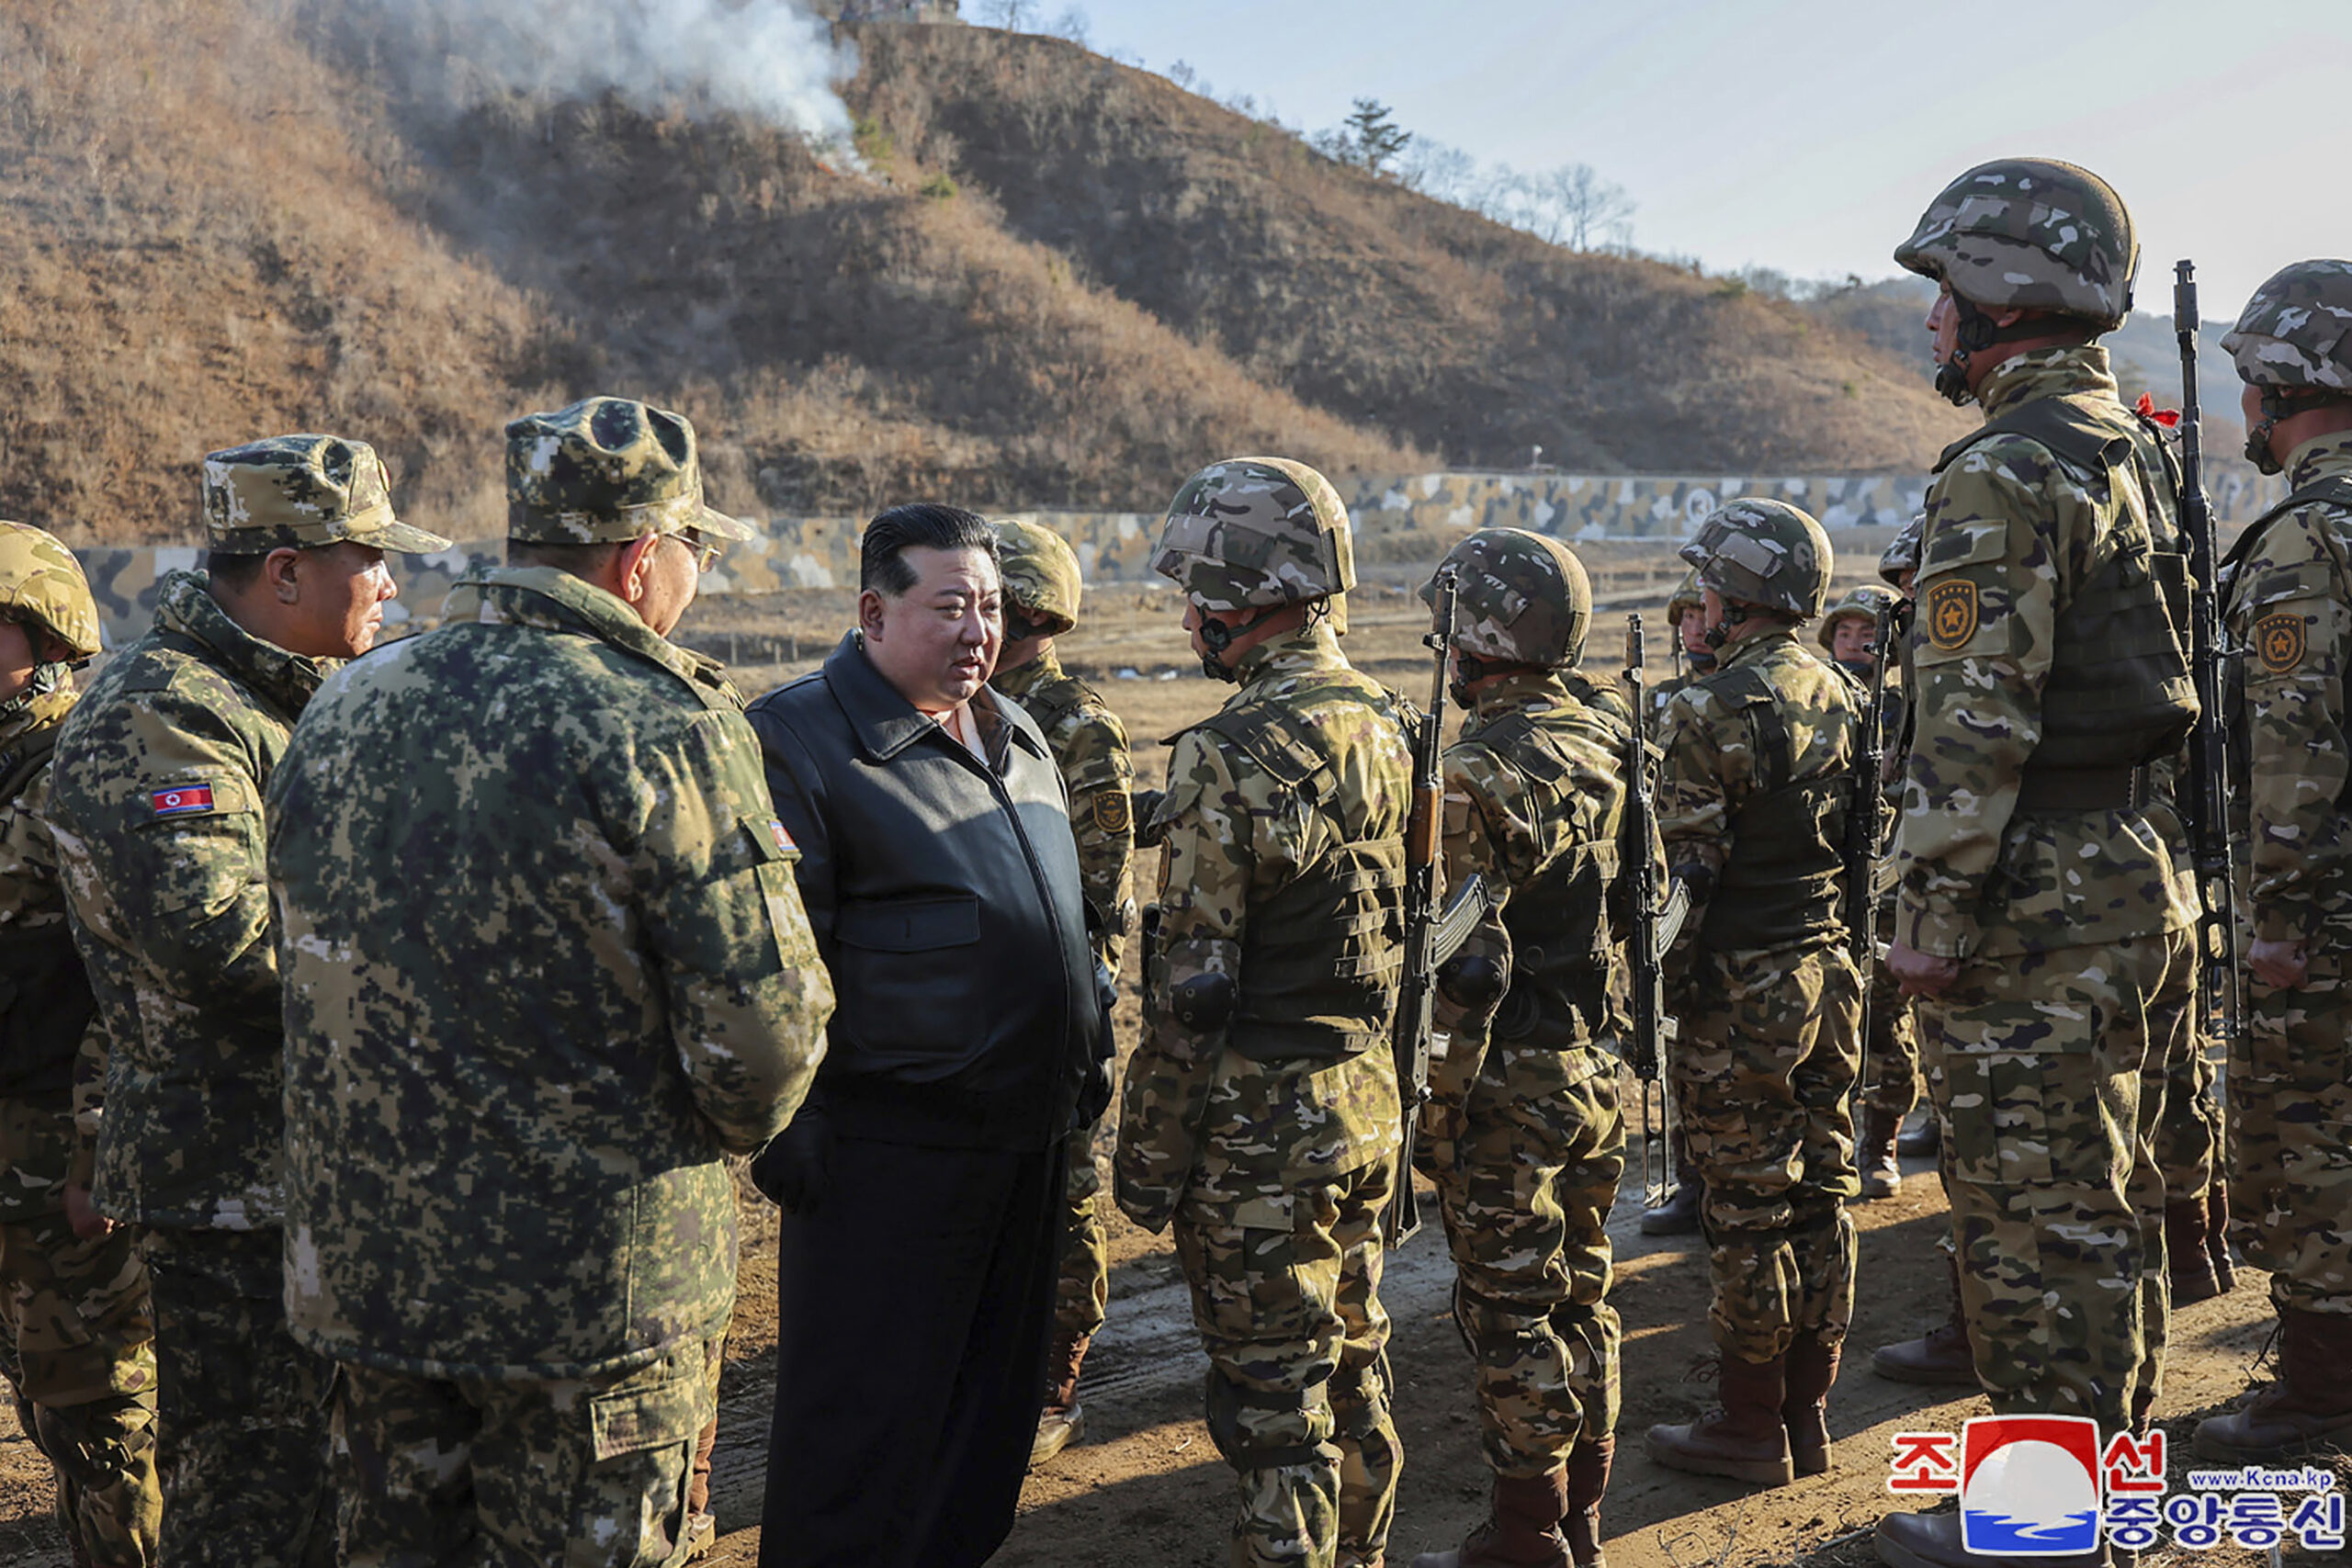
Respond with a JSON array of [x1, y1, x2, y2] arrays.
[[0, 532, 2310, 1566]]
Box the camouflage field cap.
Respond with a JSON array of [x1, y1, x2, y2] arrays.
[[1879, 513, 1926, 586], [1421, 527, 1590, 669], [201, 434, 452, 557], [0, 522, 101, 659], [505, 396, 756, 547], [1679, 499, 1833, 619], [992, 517, 1082, 636], [1666, 564, 1704, 626], [1151, 457, 1355, 610], [1816, 583, 1897, 651], [1894, 158, 2138, 328], [2222, 260, 2352, 393]]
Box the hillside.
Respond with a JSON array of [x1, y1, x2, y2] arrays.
[[0, 2, 1969, 545]]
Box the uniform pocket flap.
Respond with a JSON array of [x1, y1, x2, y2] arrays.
[[589, 1370, 706, 1462], [2246, 559, 2338, 608], [835, 894, 981, 953]]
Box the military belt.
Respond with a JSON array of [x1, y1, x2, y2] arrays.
[[2013, 763, 2150, 814]]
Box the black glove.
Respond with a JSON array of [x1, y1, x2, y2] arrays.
[[750, 1102, 835, 1215], [1132, 788, 1168, 850]]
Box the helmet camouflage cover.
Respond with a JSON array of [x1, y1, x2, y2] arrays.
[[1421, 527, 1591, 669], [1678, 499, 1833, 619], [1894, 158, 2138, 329], [992, 517, 1083, 636], [1666, 564, 1704, 626], [1879, 513, 1926, 586], [0, 522, 101, 659], [2222, 259, 2352, 394], [1816, 582, 1897, 651], [1152, 457, 1355, 610]]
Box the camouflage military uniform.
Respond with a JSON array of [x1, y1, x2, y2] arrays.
[[991, 649, 1134, 1355], [1429, 672, 1628, 1478], [1657, 629, 1863, 1365], [1893, 345, 2196, 1434], [269, 399, 824, 1566], [47, 570, 343, 1565], [0, 626, 161, 1565], [1117, 456, 1408, 1568]]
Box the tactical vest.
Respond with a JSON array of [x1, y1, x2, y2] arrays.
[[1934, 398, 2198, 787], [1197, 688, 1408, 1065], [2221, 473, 2352, 807], [1474, 707, 1625, 1049], [1695, 662, 1850, 951], [0, 725, 96, 1102]]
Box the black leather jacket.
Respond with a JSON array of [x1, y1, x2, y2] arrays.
[[747, 633, 1104, 1152]]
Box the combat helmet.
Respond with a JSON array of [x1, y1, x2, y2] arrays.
[[1816, 583, 1897, 656], [1896, 159, 2137, 404], [1679, 499, 1833, 621], [1420, 528, 1591, 671], [1879, 513, 1925, 588], [992, 517, 1083, 638], [1154, 457, 1352, 678], [0, 522, 100, 716], [1666, 565, 1704, 627], [2222, 259, 2352, 474]]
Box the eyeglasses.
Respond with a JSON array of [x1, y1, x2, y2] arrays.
[[671, 528, 721, 574]]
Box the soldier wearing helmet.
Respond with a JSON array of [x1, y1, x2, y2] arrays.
[[1639, 500, 1861, 1496], [1402, 529, 1645, 1568], [987, 518, 1137, 1471], [2197, 259, 2352, 1465], [0, 524, 162, 1568], [1637, 566, 1717, 1239], [1114, 457, 1411, 1568], [1875, 163, 2200, 1568], [44, 434, 450, 1567]]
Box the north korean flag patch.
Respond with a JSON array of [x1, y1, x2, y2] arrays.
[[151, 786, 215, 817], [767, 819, 795, 853]]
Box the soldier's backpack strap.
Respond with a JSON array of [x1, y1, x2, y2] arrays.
[[1712, 663, 1793, 794], [1197, 702, 1337, 808], [1933, 396, 2132, 481]]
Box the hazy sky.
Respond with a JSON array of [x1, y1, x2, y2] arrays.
[[1063, 0, 2351, 322]]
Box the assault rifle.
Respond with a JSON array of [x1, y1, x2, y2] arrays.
[[1843, 603, 1902, 962], [1385, 564, 1461, 1247], [1621, 615, 1682, 1208], [2173, 259, 2243, 1042]]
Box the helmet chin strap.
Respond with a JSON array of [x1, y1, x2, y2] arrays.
[[1935, 296, 2064, 408], [2244, 389, 2294, 476], [1702, 602, 1750, 650], [1194, 603, 1286, 682]]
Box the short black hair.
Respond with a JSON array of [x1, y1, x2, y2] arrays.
[[506, 538, 628, 576], [204, 551, 269, 592], [860, 504, 997, 595]]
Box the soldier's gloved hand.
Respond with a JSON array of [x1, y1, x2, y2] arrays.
[[750, 1103, 835, 1215], [1132, 789, 1168, 850]]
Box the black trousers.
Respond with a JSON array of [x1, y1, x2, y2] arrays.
[[761, 1134, 1068, 1568]]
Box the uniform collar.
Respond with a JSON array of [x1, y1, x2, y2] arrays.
[[989, 645, 1064, 702], [2285, 430, 2352, 491], [824, 631, 1049, 767], [1467, 668, 1572, 722], [441, 565, 745, 705], [1973, 344, 2119, 422], [1228, 621, 1347, 688], [155, 570, 332, 719], [1714, 625, 1800, 673]]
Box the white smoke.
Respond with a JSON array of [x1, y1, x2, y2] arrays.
[[348, 0, 857, 143]]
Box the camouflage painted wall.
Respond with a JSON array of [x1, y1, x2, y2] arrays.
[[74, 468, 2290, 647]]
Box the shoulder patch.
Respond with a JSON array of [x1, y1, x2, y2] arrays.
[[2256, 612, 2307, 676], [151, 785, 216, 817], [1924, 579, 1979, 651], [767, 818, 796, 853], [1091, 790, 1132, 836]]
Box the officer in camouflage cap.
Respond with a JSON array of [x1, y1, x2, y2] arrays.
[[45, 434, 450, 1568], [2199, 260, 2352, 1462], [1894, 157, 2138, 407], [1644, 500, 1861, 1495], [1406, 529, 1642, 1568], [987, 517, 1138, 1471], [1877, 161, 2195, 1568], [269, 395, 831, 1565], [1117, 457, 1409, 1568], [0, 524, 161, 1568]]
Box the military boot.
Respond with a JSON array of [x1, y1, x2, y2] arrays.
[[1408, 1469, 1571, 1568], [1029, 1331, 1092, 1467], [1645, 1355, 1793, 1487], [1870, 1254, 1978, 1387], [1781, 1333, 1840, 1477], [1894, 1111, 1939, 1158], [2205, 1180, 2237, 1294], [1562, 1435, 1611, 1568], [2166, 1195, 2222, 1304], [2194, 1307, 2352, 1461], [1639, 1132, 1703, 1237], [1856, 1105, 1903, 1201], [1876, 1508, 2107, 1568]]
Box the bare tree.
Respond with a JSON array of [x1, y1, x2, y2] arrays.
[[1047, 6, 1090, 45], [976, 0, 1034, 30], [1536, 163, 1635, 251]]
